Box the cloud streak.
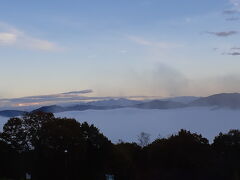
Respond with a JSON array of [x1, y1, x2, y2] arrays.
[[228, 52, 240, 55], [206, 31, 238, 37], [226, 17, 240, 21], [230, 0, 240, 9], [62, 90, 93, 95], [128, 35, 181, 49], [222, 47, 240, 56], [0, 22, 61, 51], [0, 32, 17, 45], [0, 90, 94, 108], [231, 47, 240, 50], [223, 9, 239, 14]]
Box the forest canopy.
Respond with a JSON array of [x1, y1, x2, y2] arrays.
[[0, 112, 240, 180]]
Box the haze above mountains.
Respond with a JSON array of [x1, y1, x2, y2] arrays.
[[1, 93, 240, 118]]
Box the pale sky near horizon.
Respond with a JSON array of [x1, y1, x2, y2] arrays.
[[1, 0, 240, 99]]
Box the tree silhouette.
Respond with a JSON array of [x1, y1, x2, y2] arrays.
[[143, 129, 211, 180], [213, 129, 240, 180], [214, 129, 240, 149], [138, 132, 150, 147], [0, 112, 54, 152], [0, 112, 113, 180], [1, 112, 240, 180]]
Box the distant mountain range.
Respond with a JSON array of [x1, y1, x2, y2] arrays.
[[133, 100, 185, 109], [87, 98, 141, 107], [32, 104, 122, 113], [163, 96, 200, 103], [190, 93, 240, 109], [0, 110, 27, 117], [1, 93, 240, 117]]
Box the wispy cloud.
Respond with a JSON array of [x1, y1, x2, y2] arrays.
[[128, 36, 181, 49], [228, 52, 240, 55], [221, 47, 240, 56], [0, 32, 17, 45], [226, 17, 240, 21], [231, 47, 240, 50], [0, 22, 62, 51], [62, 90, 93, 95], [223, 9, 239, 14], [230, 0, 240, 9], [206, 31, 238, 37]]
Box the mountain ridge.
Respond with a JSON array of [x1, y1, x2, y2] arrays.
[[1, 93, 240, 117]]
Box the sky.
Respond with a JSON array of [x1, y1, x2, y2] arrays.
[[1, 0, 240, 101]]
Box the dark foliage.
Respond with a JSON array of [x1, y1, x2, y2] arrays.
[[0, 112, 240, 180]]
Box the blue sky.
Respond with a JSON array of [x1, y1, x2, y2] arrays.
[[1, 0, 240, 100]]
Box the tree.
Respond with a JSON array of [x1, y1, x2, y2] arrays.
[[0, 112, 114, 180], [213, 129, 240, 149], [113, 142, 141, 180], [33, 117, 87, 180], [39, 117, 84, 152], [0, 140, 22, 179], [137, 132, 150, 147], [0, 117, 27, 152], [0, 112, 54, 152], [213, 129, 240, 179], [143, 130, 211, 180]]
